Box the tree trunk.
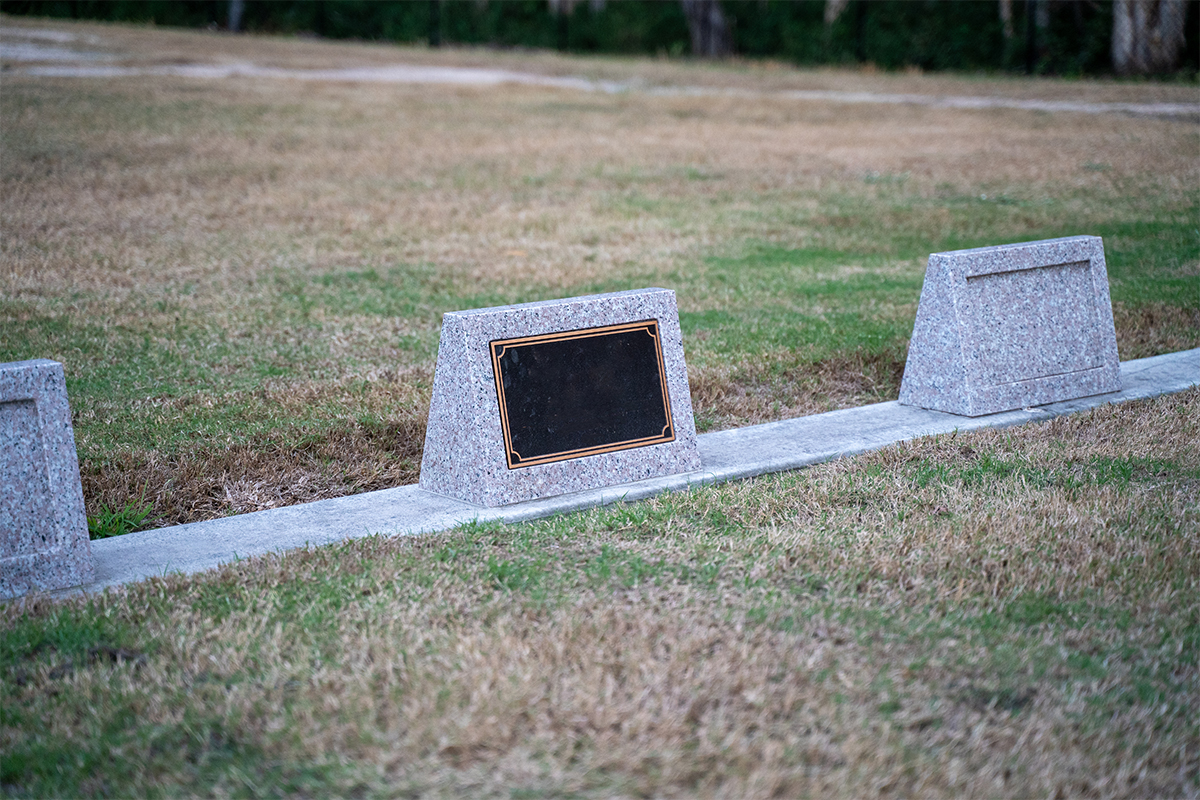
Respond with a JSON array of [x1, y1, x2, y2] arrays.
[[429, 0, 441, 48], [681, 0, 734, 58], [228, 0, 244, 32], [1026, 0, 1038, 73], [824, 0, 851, 26], [1112, 0, 1188, 75]]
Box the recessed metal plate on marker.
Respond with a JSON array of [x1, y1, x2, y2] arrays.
[[491, 320, 675, 469]]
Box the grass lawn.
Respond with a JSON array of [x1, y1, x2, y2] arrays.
[[2, 15, 1198, 798], [3, 392, 1197, 798], [2, 15, 1197, 528]]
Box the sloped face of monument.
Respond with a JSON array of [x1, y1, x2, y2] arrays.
[[419, 289, 701, 507], [899, 236, 1121, 417], [1, 359, 94, 599]]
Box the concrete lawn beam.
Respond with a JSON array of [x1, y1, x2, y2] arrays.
[[50, 348, 1200, 597]]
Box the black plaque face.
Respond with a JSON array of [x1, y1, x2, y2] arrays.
[[490, 320, 675, 469]]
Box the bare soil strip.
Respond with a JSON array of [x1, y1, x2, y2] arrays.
[[4, 26, 1197, 117]]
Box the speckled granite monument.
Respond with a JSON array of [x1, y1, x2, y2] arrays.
[[1, 359, 94, 599], [899, 235, 1121, 417], [420, 289, 701, 507]]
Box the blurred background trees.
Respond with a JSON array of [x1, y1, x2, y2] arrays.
[[1111, 0, 1189, 73], [1, 0, 1195, 77]]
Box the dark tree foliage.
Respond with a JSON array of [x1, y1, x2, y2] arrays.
[[559, 1, 689, 55], [726, 0, 1120, 75], [1, 0, 224, 27], [0, 0, 1195, 76], [1188, 0, 1200, 73]]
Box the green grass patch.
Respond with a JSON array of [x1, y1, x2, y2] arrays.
[[3, 392, 1197, 795], [86, 498, 156, 540], [1, 34, 1197, 794]]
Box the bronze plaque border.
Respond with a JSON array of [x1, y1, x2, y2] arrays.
[[490, 320, 675, 469]]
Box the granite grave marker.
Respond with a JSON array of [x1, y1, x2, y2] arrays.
[[899, 235, 1121, 416], [1, 359, 94, 599], [420, 289, 701, 506]]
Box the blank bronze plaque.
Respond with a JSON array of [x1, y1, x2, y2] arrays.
[[491, 320, 675, 468]]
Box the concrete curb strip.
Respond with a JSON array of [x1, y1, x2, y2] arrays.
[[66, 348, 1199, 596]]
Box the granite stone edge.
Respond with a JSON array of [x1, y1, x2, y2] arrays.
[[1, 358, 94, 600], [899, 235, 1121, 417], [419, 287, 701, 507]]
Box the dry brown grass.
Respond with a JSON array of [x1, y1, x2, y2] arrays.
[[2, 16, 1196, 527], [3, 19, 1197, 798], [81, 412, 426, 523], [5, 390, 1197, 798], [1113, 302, 1200, 360], [79, 368, 432, 525], [4, 28, 1195, 302], [689, 346, 908, 428]]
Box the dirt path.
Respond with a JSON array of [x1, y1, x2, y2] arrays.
[[4, 27, 1197, 119]]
